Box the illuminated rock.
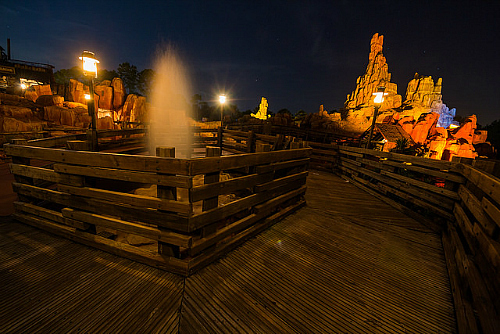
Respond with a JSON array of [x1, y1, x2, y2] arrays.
[[251, 97, 270, 120], [94, 80, 113, 110], [1, 117, 45, 132], [121, 94, 137, 122], [36, 95, 64, 107], [344, 33, 402, 112], [34, 84, 52, 97], [130, 96, 147, 123], [402, 73, 458, 128], [410, 112, 439, 144], [68, 79, 88, 104], [0, 105, 34, 119], [112, 78, 126, 110]]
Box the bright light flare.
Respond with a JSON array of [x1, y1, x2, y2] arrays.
[[372, 86, 387, 104], [84, 94, 91, 100], [219, 95, 226, 104], [20, 83, 27, 90], [79, 50, 99, 77]]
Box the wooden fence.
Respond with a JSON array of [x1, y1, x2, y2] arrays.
[[307, 143, 500, 333], [5, 137, 310, 276]]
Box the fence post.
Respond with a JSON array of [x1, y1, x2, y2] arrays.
[[202, 146, 221, 238], [247, 130, 255, 153], [156, 146, 180, 257]]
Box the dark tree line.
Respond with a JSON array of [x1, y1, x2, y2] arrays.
[[54, 62, 154, 96]]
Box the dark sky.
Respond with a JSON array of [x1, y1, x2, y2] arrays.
[[1, 0, 499, 124]]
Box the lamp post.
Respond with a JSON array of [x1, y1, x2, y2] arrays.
[[219, 94, 226, 128], [79, 50, 99, 151], [366, 86, 387, 149]]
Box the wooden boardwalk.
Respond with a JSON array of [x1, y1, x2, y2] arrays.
[[0, 171, 456, 333]]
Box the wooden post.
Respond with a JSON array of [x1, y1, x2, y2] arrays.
[[247, 130, 255, 153], [256, 143, 271, 152], [217, 126, 223, 149], [202, 146, 221, 238], [156, 146, 180, 257]]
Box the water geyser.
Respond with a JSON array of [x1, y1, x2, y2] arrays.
[[149, 46, 193, 158]]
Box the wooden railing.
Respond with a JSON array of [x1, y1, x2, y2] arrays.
[[305, 143, 500, 333], [5, 140, 310, 276]]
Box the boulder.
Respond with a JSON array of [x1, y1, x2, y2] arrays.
[[130, 96, 147, 123], [24, 90, 38, 102], [112, 77, 126, 110], [1, 116, 45, 132], [36, 95, 64, 107], [0, 105, 34, 119], [33, 84, 52, 96], [94, 81, 113, 110], [68, 79, 88, 104], [410, 112, 439, 144]]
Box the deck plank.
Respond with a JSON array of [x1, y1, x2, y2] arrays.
[[0, 171, 456, 333]]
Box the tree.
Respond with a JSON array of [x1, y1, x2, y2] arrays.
[[137, 69, 155, 97], [117, 62, 139, 94], [191, 94, 202, 120], [294, 109, 307, 122], [54, 66, 83, 85], [98, 69, 118, 82]]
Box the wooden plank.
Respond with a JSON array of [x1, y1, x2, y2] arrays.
[[459, 163, 500, 204], [473, 222, 500, 270], [253, 186, 306, 215], [254, 171, 308, 193], [12, 212, 189, 275], [340, 146, 456, 171], [97, 128, 147, 138], [339, 148, 363, 158], [188, 199, 306, 275], [4, 144, 191, 175], [189, 148, 311, 175], [61, 208, 192, 248], [482, 196, 500, 229], [57, 184, 192, 215], [458, 185, 497, 237], [190, 172, 273, 203], [442, 228, 480, 334], [53, 163, 192, 188], [13, 202, 90, 230], [376, 183, 454, 221], [188, 184, 307, 231], [447, 222, 500, 334], [26, 133, 87, 148], [342, 174, 442, 233], [190, 213, 261, 256], [382, 160, 465, 183], [453, 203, 477, 254], [255, 158, 309, 174], [380, 170, 459, 200], [356, 157, 395, 172], [12, 182, 189, 232], [10, 164, 59, 183]]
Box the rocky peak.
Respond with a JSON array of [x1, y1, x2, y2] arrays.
[[344, 33, 402, 111]]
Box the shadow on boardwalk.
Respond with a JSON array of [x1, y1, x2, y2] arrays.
[[0, 171, 456, 333]]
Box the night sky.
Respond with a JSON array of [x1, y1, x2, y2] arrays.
[[1, 1, 499, 124]]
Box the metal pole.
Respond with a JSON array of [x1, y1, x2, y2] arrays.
[[220, 104, 224, 129], [88, 77, 97, 151], [366, 104, 380, 149]]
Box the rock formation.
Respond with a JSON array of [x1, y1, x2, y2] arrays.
[[341, 33, 402, 133], [400, 73, 459, 128], [251, 97, 270, 120]]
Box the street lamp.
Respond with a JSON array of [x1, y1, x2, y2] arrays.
[[366, 86, 387, 149], [219, 94, 226, 128], [79, 51, 99, 151]]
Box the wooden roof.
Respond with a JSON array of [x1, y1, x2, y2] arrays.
[[376, 123, 414, 144]]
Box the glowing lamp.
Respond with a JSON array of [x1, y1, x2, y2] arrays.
[[20, 83, 27, 90], [84, 94, 91, 100], [372, 86, 387, 104], [79, 50, 99, 78], [219, 95, 226, 104], [449, 124, 460, 129]]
